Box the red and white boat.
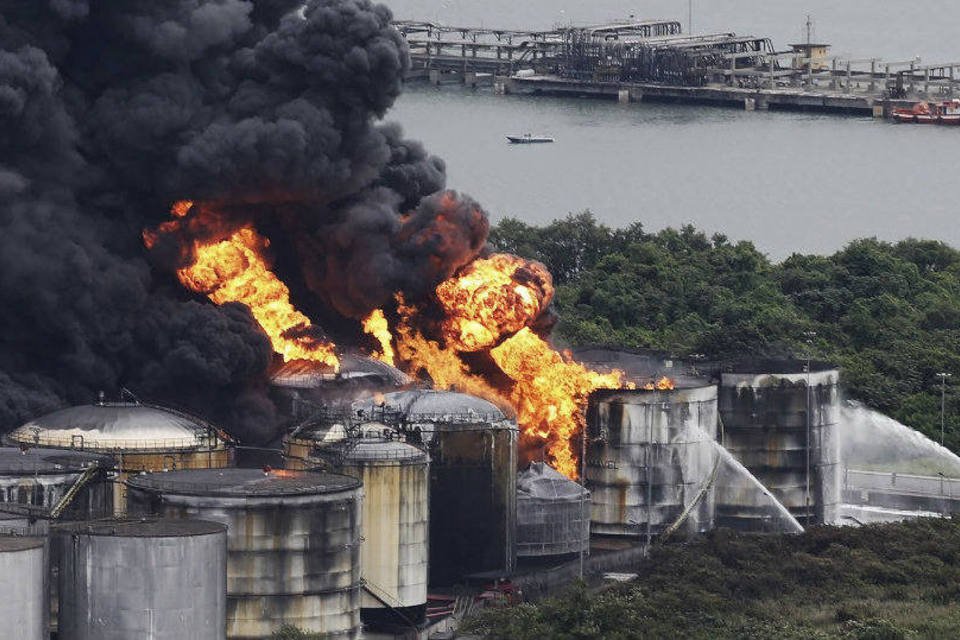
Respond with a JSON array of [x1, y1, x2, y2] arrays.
[[893, 99, 960, 125]]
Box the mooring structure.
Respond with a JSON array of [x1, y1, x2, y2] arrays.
[[395, 19, 960, 116]]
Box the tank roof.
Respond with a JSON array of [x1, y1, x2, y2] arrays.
[[0, 536, 45, 552], [725, 358, 837, 375], [55, 518, 226, 538], [355, 389, 510, 424], [518, 462, 589, 500], [0, 447, 113, 474], [7, 402, 227, 452], [320, 433, 428, 465], [271, 354, 411, 389], [127, 467, 360, 497]]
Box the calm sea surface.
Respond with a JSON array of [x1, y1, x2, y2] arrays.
[[382, 1, 960, 259]]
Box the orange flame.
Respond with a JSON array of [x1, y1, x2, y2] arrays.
[[362, 309, 395, 367], [435, 254, 553, 352], [395, 257, 630, 478], [146, 202, 339, 369], [643, 376, 676, 391], [489, 328, 628, 478]]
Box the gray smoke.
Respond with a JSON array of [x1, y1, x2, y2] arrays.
[[0, 0, 488, 442]]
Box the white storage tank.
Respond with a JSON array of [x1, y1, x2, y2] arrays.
[[0, 536, 46, 640], [126, 468, 363, 639], [316, 428, 429, 630], [5, 402, 233, 511], [56, 518, 227, 640], [586, 384, 719, 540]]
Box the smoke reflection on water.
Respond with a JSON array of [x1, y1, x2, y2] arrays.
[[840, 401, 960, 477]]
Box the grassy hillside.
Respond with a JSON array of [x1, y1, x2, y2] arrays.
[[465, 518, 960, 640]]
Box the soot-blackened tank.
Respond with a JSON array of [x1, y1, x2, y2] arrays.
[[0, 536, 46, 640], [354, 390, 517, 585], [718, 360, 840, 526], [516, 462, 590, 559], [126, 468, 363, 640], [5, 402, 233, 511], [0, 447, 113, 521], [586, 384, 719, 540], [55, 518, 227, 640], [316, 428, 430, 630]]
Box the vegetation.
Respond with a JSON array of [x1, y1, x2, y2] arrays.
[[491, 213, 960, 451], [464, 517, 960, 640]]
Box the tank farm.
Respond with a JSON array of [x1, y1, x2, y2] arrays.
[[2, 4, 952, 640]]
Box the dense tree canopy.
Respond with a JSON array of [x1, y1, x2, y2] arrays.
[[490, 214, 960, 450]]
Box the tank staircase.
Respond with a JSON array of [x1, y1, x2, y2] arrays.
[[49, 464, 101, 519]]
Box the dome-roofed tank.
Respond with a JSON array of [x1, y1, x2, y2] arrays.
[[586, 384, 719, 541], [126, 468, 363, 640], [353, 390, 517, 586], [718, 359, 841, 526], [6, 401, 234, 512], [516, 462, 590, 559], [0, 447, 113, 521], [55, 518, 227, 640], [315, 426, 429, 631]]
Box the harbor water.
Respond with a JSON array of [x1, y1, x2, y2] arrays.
[[383, 0, 960, 259]]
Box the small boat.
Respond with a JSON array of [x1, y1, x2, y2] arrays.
[[506, 133, 555, 144], [893, 99, 960, 125]]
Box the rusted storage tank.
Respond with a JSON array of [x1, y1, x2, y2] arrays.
[[5, 402, 233, 511], [56, 518, 227, 640], [586, 384, 718, 540], [0, 447, 113, 520], [316, 428, 429, 630], [354, 390, 517, 585], [127, 468, 362, 639], [516, 462, 590, 559], [718, 361, 840, 526], [0, 536, 46, 640]]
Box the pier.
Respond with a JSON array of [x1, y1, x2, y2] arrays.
[[394, 19, 960, 116]]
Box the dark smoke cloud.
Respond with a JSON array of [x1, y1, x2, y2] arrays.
[[0, 0, 487, 442]]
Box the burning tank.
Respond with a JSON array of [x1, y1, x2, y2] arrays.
[[315, 427, 430, 630], [126, 468, 362, 640], [585, 383, 719, 541], [718, 360, 841, 526], [5, 401, 233, 511], [55, 518, 227, 640], [0, 447, 113, 522], [271, 354, 411, 424], [516, 462, 590, 560], [353, 390, 518, 585]]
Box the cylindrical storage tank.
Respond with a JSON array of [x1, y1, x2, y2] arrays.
[[5, 402, 233, 512], [0, 447, 113, 520], [56, 518, 227, 640], [0, 536, 46, 640], [718, 361, 840, 526], [316, 428, 429, 630], [516, 462, 590, 559], [127, 468, 363, 640], [354, 390, 517, 586], [585, 384, 719, 540]]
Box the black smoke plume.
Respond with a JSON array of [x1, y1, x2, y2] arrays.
[[0, 0, 489, 442]]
